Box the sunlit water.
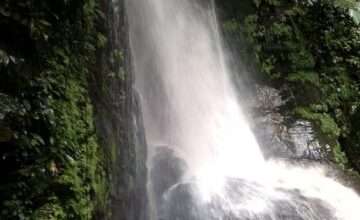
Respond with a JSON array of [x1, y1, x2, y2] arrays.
[[126, 0, 360, 219]]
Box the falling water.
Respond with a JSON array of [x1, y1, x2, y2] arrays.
[[126, 0, 360, 219]]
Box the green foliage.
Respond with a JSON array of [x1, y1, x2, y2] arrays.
[[253, 0, 281, 7], [333, 143, 349, 168], [343, 109, 360, 171], [0, 0, 108, 219], [295, 107, 341, 139], [333, 0, 358, 9], [219, 0, 360, 170], [287, 71, 320, 86], [31, 197, 66, 220]]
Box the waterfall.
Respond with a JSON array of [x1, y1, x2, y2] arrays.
[[126, 0, 360, 219]]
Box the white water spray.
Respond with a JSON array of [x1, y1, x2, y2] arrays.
[[126, 0, 360, 219]]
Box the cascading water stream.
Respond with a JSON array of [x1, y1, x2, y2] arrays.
[[126, 0, 360, 219]]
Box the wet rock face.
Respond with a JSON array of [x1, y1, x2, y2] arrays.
[[91, 0, 148, 219], [252, 86, 332, 161], [150, 147, 188, 208], [156, 179, 335, 220], [149, 148, 336, 220]]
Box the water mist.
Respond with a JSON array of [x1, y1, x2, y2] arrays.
[[126, 0, 360, 219]]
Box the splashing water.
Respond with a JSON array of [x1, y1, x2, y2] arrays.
[[126, 0, 360, 219]]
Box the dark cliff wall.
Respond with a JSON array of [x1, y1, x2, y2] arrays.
[[90, 0, 148, 219]]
